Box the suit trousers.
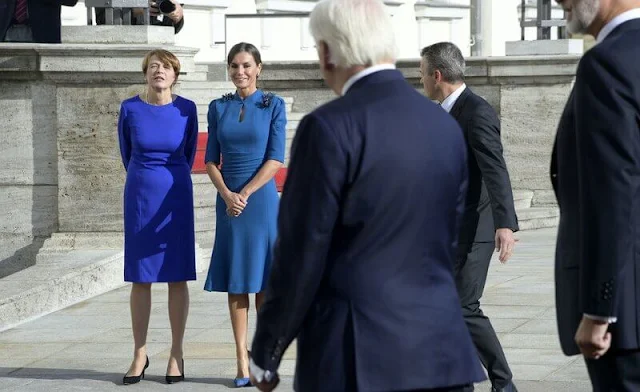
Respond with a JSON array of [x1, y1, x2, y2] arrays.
[[585, 349, 640, 391], [406, 385, 472, 392], [455, 242, 512, 390], [4, 24, 33, 42]]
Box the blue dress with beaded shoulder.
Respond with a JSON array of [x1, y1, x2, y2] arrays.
[[203, 89, 287, 294]]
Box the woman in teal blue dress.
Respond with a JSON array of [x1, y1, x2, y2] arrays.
[[203, 42, 286, 386]]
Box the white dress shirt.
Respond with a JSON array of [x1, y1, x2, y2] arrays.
[[596, 8, 640, 43], [580, 10, 640, 325], [440, 83, 467, 113], [341, 63, 397, 96]]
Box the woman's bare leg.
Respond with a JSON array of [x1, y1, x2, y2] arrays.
[[228, 293, 250, 378], [167, 281, 189, 376], [126, 283, 152, 376]]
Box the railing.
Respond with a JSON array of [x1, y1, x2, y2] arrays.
[[519, 0, 568, 40]]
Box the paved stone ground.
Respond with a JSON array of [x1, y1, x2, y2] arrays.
[[0, 228, 592, 391]]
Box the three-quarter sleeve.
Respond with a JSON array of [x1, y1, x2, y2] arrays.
[[204, 100, 221, 165], [266, 96, 287, 163], [185, 102, 199, 168], [117, 102, 132, 170]]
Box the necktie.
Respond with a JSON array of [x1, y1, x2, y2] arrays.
[[14, 0, 28, 24]]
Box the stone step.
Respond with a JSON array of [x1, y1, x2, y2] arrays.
[[0, 243, 211, 331], [179, 71, 208, 82], [287, 112, 306, 121], [195, 206, 215, 232], [196, 232, 214, 250], [517, 207, 559, 230], [177, 80, 236, 90], [186, 89, 237, 106], [193, 178, 217, 209], [0, 250, 123, 331], [513, 189, 534, 210], [38, 232, 123, 259]]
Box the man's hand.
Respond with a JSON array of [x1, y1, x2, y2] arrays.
[[495, 228, 516, 263], [250, 373, 280, 392], [575, 316, 612, 359]]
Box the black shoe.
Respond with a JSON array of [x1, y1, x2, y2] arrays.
[[492, 381, 517, 392], [123, 356, 149, 385], [166, 358, 185, 384]]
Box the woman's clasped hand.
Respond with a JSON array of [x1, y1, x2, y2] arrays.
[[224, 192, 248, 217]]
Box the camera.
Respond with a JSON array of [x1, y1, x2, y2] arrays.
[[156, 0, 176, 14]]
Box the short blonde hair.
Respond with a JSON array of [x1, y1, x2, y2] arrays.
[[142, 49, 181, 81]]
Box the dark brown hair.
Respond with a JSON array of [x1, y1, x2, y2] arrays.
[[226, 42, 262, 66]]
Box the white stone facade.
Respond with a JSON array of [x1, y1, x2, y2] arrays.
[[61, 0, 567, 61]]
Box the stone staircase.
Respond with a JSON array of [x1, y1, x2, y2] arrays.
[[513, 190, 559, 230], [0, 232, 210, 331]]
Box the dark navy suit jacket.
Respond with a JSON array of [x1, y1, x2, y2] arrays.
[[251, 69, 486, 391], [551, 18, 640, 355], [0, 0, 78, 43]]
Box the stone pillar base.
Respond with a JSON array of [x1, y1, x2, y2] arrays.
[[62, 25, 174, 45], [505, 39, 584, 56]]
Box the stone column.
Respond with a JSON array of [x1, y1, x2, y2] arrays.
[[174, 0, 233, 63], [414, 2, 471, 56], [481, 0, 522, 56]]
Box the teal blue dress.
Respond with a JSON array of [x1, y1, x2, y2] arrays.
[[203, 90, 286, 294]]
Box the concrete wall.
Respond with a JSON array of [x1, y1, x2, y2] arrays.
[[255, 55, 580, 205], [0, 40, 198, 275], [0, 38, 579, 276], [0, 82, 58, 275]]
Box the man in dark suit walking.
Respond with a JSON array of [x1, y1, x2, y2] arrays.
[[0, 0, 78, 43], [420, 42, 519, 392], [248, 0, 486, 391], [552, 0, 640, 390]]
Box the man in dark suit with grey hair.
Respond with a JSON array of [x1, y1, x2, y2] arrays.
[[420, 42, 519, 392]]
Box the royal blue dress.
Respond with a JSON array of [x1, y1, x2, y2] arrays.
[[203, 90, 286, 294], [117, 95, 198, 283]]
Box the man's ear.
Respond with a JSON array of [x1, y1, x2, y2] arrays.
[[434, 69, 443, 83], [319, 41, 334, 71]]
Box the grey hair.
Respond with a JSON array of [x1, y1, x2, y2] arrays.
[[420, 42, 465, 83], [309, 0, 397, 68]]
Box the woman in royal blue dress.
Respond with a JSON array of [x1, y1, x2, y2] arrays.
[[203, 42, 286, 387], [117, 49, 198, 385]]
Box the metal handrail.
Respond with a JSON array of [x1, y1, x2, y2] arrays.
[[519, 0, 568, 40]]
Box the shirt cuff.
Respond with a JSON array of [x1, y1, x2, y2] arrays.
[[584, 313, 617, 323]]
